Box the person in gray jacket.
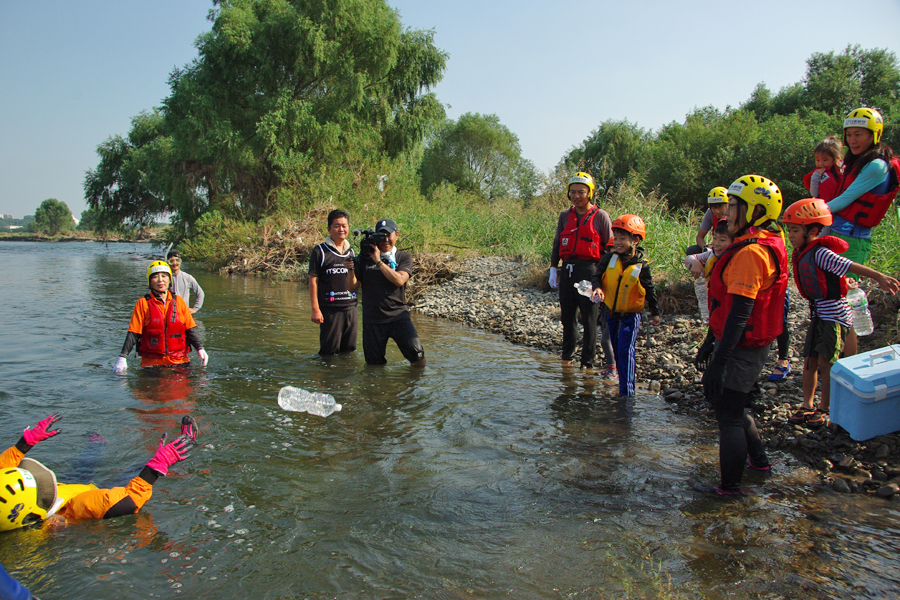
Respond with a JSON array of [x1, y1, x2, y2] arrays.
[[167, 251, 205, 314]]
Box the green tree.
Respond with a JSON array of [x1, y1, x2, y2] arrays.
[[564, 119, 647, 193], [420, 112, 529, 199], [87, 0, 447, 230], [31, 199, 74, 235]]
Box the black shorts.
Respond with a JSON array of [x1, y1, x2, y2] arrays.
[[362, 312, 425, 365], [319, 308, 358, 355]]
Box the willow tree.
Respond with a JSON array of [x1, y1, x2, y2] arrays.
[[86, 0, 447, 230]]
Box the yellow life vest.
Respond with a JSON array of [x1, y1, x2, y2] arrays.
[[602, 254, 646, 314]]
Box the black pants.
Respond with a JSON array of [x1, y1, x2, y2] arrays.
[[319, 308, 358, 355], [713, 388, 769, 491], [559, 264, 599, 367], [362, 312, 425, 365]]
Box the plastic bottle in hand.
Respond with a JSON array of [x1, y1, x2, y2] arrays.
[[574, 280, 600, 303], [694, 276, 709, 323], [278, 386, 342, 417], [846, 287, 874, 336]]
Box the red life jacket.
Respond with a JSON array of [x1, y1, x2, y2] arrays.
[[792, 236, 849, 302], [803, 166, 843, 202], [708, 231, 788, 348], [836, 157, 900, 228], [138, 293, 189, 359], [559, 206, 603, 261], [710, 211, 723, 231]]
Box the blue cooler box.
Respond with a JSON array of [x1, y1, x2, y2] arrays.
[[830, 345, 900, 441]]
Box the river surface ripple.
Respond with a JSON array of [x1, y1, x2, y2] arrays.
[[0, 242, 898, 599]]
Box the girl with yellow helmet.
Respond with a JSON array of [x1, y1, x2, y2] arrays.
[[113, 260, 209, 373], [825, 107, 899, 356]]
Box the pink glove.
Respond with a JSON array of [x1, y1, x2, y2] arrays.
[[145, 433, 192, 476], [23, 413, 61, 446]]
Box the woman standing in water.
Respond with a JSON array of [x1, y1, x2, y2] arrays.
[[113, 261, 209, 372]]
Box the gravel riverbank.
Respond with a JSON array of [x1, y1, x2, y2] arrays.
[[414, 256, 900, 501]]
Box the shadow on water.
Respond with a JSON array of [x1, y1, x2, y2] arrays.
[[1, 242, 899, 599]]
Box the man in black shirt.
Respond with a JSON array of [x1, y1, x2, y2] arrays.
[[355, 219, 426, 366], [309, 209, 358, 355]]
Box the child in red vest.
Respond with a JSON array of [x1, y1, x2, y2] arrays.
[[783, 198, 899, 427], [803, 137, 843, 201]]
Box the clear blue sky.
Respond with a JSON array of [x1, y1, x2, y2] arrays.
[[2, 0, 899, 218]]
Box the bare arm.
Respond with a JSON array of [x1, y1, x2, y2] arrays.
[[309, 275, 323, 323], [848, 264, 900, 294]]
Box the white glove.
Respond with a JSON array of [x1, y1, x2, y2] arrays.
[[198, 349, 209, 366], [549, 267, 559, 289], [114, 357, 127, 374]]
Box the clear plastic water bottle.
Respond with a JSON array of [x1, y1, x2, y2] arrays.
[[846, 287, 874, 336], [694, 277, 709, 323], [574, 280, 600, 303], [277, 386, 342, 417]]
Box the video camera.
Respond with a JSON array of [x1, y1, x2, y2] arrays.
[[353, 228, 389, 257]]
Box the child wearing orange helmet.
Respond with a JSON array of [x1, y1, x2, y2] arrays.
[[783, 198, 899, 428], [590, 214, 660, 396]]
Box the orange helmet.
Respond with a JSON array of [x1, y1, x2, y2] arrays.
[[783, 198, 832, 227], [612, 214, 646, 241]]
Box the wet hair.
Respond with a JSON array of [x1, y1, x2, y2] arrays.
[[713, 219, 733, 239], [327, 209, 350, 227], [814, 137, 843, 164]]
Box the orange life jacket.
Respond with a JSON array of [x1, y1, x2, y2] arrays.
[[708, 232, 788, 348], [138, 293, 188, 360]]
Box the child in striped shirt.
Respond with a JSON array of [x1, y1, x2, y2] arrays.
[[783, 199, 899, 428]]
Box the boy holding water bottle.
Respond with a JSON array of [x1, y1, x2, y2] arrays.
[[783, 198, 899, 428]]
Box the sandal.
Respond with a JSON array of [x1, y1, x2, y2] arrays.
[[807, 409, 829, 428], [788, 407, 816, 424], [768, 363, 791, 381]]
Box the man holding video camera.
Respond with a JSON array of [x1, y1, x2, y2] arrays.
[[354, 219, 426, 366]]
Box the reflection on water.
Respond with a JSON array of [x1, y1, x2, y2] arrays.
[[0, 242, 898, 599]]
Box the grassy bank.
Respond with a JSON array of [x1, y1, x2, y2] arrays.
[[178, 173, 900, 285]]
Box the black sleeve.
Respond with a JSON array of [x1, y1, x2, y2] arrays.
[[308, 245, 322, 277], [185, 327, 203, 351], [15, 438, 32, 454], [120, 331, 140, 357], [102, 467, 159, 519], [711, 295, 755, 364], [639, 263, 660, 316]]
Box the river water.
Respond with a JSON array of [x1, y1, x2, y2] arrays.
[[0, 241, 898, 599]]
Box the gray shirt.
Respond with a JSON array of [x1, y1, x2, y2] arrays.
[[171, 270, 204, 311]]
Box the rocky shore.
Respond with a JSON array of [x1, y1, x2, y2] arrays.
[[414, 256, 900, 501]]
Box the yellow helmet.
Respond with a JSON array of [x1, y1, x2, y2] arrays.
[[707, 186, 728, 205], [147, 260, 172, 286], [568, 172, 596, 200], [727, 175, 783, 227], [844, 107, 884, 145], [0, 459, 57, 532]]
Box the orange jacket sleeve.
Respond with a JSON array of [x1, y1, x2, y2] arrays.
[[59, 474, 154, 521], [0, 446, 24, 469]]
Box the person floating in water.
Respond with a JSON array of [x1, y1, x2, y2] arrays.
[[114, 260, 209, 373], [0, 414, 197, 531]]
